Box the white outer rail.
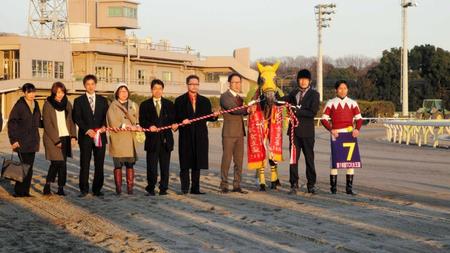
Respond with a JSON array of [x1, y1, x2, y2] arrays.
[[383, 120, 450, 148]]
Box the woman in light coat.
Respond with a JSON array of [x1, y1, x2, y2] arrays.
[[107, 83, 141, 195], [42, 82, 77, 196]]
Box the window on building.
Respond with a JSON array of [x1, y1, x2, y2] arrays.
[[162, 71, 172, 82], [54, 61, 64, 79], [32, 59, 53, 79], [44, 61, 53, 78], [32, 60, 39, 77], [95, 66, 113, 83], [124, 7, 137, 19], [0, 50, 20, 80], [205, 72, 230, 82], [136, 69, 146, 85], [108, 6, 137, 19], [108, 7, 122, 17]]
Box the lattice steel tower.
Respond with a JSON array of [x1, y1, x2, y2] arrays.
[[28, 0, 69, 40]]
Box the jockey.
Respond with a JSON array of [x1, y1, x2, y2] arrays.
[[321, 80, 363, 195]]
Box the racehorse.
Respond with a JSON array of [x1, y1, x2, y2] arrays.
[[247, 61, 286, 191]]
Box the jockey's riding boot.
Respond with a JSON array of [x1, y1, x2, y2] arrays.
[[346, 175, 356, 195], [330, 175, 337, 194]]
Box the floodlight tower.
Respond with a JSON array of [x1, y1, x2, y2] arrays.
[[315, 3, 336, 101], [28, 0, 69, 40]]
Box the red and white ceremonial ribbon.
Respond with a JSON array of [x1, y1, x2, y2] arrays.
[[94, 131, 102, 147], [286, 103, 299, 165], [93, 99, 260, 147], [93, 99, 300, 159]]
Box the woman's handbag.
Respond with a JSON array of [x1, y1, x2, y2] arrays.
[[135, 132, 146, 144], [115, 102, 146, 144], [1, 152, 31, 183]]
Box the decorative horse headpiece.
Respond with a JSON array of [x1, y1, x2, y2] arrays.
[[256, 60, 281, 106], [256, 60, 280, 93]]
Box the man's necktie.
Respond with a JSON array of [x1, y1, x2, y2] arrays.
[[156, 100, 161, 117], [236, 95, 243, 106], [192, 97, 196, 112], [89, 96, 95, 113]]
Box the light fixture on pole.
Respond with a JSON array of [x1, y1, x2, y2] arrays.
[[315, 3, 336, 102]]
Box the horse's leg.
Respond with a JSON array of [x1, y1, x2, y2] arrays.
[[269, 160, 281, 189], [257, 167, 266, 191]]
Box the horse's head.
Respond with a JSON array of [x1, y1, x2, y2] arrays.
[[257, 61, 280, 106]]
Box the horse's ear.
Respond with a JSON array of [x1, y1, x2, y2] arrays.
[[256, 62, 264, 73], [272, 60, 281, 72]]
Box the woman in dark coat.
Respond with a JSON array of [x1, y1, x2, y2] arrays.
[[8, 83, 41, 197], [174, 75, 218, 194], [42, 82, 77, 196]]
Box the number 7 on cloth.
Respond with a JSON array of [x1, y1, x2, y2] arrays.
[[330, 132, 362, 169]]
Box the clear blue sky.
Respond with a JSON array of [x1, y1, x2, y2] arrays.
[[1, 0, 449, 60]]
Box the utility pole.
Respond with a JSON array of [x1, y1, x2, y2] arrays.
[[315, 3, 336, 102], [400, 0, 417, 117]]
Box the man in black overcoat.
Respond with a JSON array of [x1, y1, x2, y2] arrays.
[[174, 75, 219, 194]]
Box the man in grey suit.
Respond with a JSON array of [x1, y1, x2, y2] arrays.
[[219, 73, 249, 194]]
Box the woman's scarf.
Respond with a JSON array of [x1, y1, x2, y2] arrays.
[[47, 95, 68, 112]]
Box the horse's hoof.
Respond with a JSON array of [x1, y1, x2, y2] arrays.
[[259, 184, 266, 192], [270, 182, 277, 190], [275, 179, 281, 186]]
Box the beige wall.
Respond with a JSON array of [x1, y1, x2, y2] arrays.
[[18, 37, 72, 81], [0, 35, 257, 119], [2, 91, 21, 120], [0, 36, 72, 83], [72, 53, 95, 79], [97, 1, 139, 29], [68, 0, 138, 42], [95, 54, 125, 81], [234, 48, 251, 67], [73, 51, 210, 87]]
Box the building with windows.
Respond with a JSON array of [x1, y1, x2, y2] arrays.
[[0, 0, 258, 122]]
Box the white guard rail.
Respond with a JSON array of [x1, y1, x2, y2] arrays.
[[383, 120, 450, 148]]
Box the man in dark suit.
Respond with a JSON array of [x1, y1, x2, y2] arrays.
[[219, 73, 248, 194], [140, 79, 177, 196], [72, 75, 109, 197], [175, 75, 219, 195], [283, 69, 320, 194]]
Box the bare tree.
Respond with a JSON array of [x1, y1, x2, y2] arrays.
[[335, 55, 377, 70]]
